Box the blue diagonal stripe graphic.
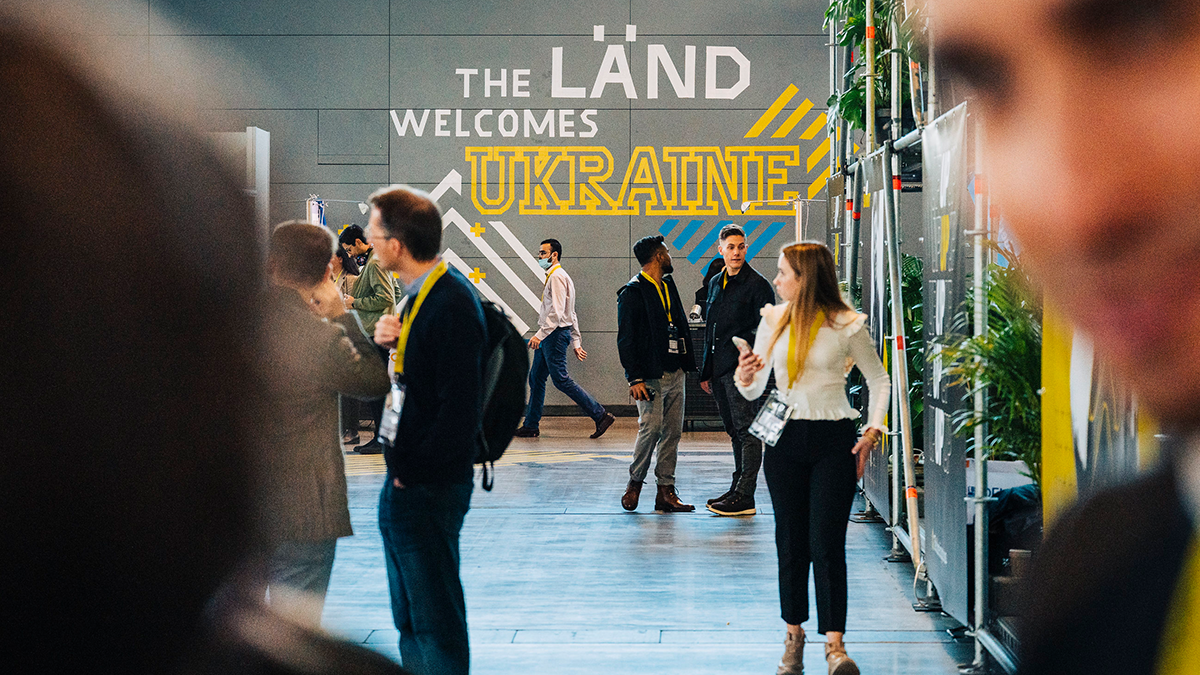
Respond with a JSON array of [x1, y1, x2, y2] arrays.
[[742, 220, 762, 237], [688, 220, 732, 264], [659, 219, 680, 237], [745, 221, 787, 261], [673, 219, 705, 249]]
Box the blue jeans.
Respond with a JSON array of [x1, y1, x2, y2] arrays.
[[378, 479, 473, 675], [522, 326, 605, 430]]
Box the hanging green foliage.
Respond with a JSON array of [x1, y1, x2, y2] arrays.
[[940, 243, 1042, 487], [825, 0, 924, 134]]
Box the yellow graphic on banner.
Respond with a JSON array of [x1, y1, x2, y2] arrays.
[[939, 214, 951, 271], [467, 145, 805, 217]]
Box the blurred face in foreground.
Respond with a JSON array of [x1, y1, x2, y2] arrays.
[[929, 0, 1200, 426]]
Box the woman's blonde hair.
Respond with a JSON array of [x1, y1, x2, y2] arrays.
[[768, 242, 854, 379]]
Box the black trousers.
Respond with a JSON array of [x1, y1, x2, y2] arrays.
[[763, 418, 858, 633], [366, 344, 390, 436]]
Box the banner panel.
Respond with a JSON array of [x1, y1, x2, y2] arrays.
[[921, 103, 971, 626]]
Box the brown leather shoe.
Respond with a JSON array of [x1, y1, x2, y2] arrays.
[[590, 412, 616, 439], [825, 641, 859, 675], [654, 484, 695, 512], [621, 480, 643, 511]]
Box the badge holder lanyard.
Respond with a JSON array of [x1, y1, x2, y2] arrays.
[[748, 311, 825, 447], [641, 272, 686, 356], [379, 262, 447, 444]]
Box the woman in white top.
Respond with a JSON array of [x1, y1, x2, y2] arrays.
[[735, 242, 890, 675]]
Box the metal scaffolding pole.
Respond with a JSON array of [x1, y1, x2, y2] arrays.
[[880, 141, 922, 571], [964, 117, 994, 674], [866, 0, 877, 152]]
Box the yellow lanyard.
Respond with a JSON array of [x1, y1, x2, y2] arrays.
[[722, 270, 728, 289], [786, 310, 826, 388], [1157, 534, 1200, 674], [542, 264, 562, 294], [640, 271, 672, 323], [394, 261, 448, 375]]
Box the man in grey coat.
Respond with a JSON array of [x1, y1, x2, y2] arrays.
[[260, 221, 391, 627]]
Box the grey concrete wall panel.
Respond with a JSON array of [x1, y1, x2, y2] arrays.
[[270, 183, 385, 229], [152, 36, 388, 109], [387, 108, 632, 185], [391, 36, 647, 109], [156, 0, 829, 408], [150, 0, 388, 35], [392, 0, 629, 35], [632, 0, 827, 35], [319, 110, 390, 164], [626, 36, 829, 111], [448, 252, 628, 340], [202, 110, 389, 185]]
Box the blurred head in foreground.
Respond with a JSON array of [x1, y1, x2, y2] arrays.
[[929, 0, 1200, 428], [0, 7, 262, 672]]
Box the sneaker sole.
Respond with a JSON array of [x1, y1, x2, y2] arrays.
[[706, 504, 756, 516]]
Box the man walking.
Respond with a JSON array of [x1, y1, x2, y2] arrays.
[[515, 238, 616, 439], [617, 235, 696, 513], [699, 224, 775, 516], [369, 185, 485, 675], [339, 224, 396, 454], [260, 221, 391, 626]]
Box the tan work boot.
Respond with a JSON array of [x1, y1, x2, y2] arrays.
[[776, 632, 805, 675], [825, 640, 860, 675], [621, 480, 643, 511]]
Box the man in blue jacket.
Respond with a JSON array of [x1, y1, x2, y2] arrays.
[[369, 185, 486, 675], [617, 235, 697, 513]]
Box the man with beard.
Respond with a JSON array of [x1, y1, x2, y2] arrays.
[[927, 1, 1200, 672], [617, 235, 697, 513]]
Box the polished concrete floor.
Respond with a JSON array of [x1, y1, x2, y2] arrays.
[[325, 418, 971, 674]]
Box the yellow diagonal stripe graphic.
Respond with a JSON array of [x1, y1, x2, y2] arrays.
[[799, 113, 828, 140], [772, 98, 815, 138], [808, 166, 831, 199], [745, 84, 799, 138], [807, 138, 831, 172]]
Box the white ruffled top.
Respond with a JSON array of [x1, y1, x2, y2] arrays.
[[736, 304, 891, 431]]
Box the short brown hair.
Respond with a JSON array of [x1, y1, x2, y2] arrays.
[[268, 221, 335, 287], [368, 184, 442, 262]]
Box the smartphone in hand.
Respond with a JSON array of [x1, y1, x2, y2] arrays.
[[731, 336, 751, 353]]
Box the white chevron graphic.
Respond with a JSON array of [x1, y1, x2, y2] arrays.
[[442, 249, 530, 334], [489, 220, 547, 281], [443, 208, 541, 310]]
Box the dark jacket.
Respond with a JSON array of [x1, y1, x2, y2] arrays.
[[386, 267, 486, 486], [1019, 464, 1193, 675], [617, 272, 696, 384], [260, 286, 391, 543], [699, 265, 775, 382]]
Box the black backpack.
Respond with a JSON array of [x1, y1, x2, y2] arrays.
[[476, 301, 529, 490]]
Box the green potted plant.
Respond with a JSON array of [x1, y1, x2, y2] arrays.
[[940, 242, 1042, 487]]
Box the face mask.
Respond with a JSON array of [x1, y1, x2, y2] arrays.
[[538, 257, 553, 270]]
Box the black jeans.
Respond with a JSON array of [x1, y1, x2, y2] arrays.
[[366, 344, 391, 438], [763, 418, 858, 633], [711, 371, 763, 496]]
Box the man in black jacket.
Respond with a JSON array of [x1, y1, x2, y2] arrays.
[[699, 225, 775, 516], [617, 235, 697, 513], [369, 185, 486, 675]]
